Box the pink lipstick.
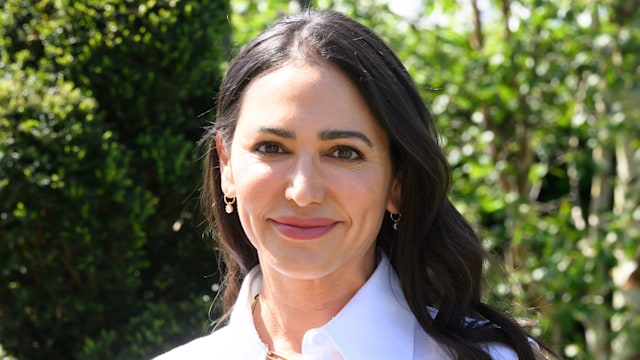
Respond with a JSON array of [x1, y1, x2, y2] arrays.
[[271, 217, 338, 240]]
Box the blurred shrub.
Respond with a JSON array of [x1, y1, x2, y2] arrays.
[[0, 0, 230, 358]]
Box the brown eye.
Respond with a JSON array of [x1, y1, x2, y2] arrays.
[[330, 146, 362, 161], [256, 142, 284, 154]]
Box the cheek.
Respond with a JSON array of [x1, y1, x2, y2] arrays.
[[232, 163, 277, 243], [232, 161, 280, 205], [332, 169, 393, 210]]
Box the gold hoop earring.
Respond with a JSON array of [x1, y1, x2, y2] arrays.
[[389, 212, 401, 230], [224, 196, 236, 214]]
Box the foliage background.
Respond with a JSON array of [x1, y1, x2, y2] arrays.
[[1, 0, 229, 359], [229, 4, 640, 360], [1, 0, 639, 359]]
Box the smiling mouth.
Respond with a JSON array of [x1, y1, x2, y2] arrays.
[[270, 219, 338, 240]]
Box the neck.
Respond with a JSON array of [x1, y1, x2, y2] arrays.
[[253, 254, 377, 356]]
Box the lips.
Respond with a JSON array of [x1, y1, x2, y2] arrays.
[[270, 217, 338, 240]]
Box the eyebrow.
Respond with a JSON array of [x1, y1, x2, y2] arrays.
[[258, 127, 373, 147], [319, 129, 373, 147], [258, 127, 296, 139]]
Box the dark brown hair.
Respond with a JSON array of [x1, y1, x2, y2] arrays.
[[202, 9, 546, 359]]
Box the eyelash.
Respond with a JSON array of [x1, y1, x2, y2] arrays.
[[253, 142, 363, 161], [329, 146, 363, 161], [254, 142, 285, 155]]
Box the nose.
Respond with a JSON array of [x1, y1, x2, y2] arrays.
[[285, 155, 325, 207]]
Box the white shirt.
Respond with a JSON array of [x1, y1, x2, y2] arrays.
[[154, 255, 518, 359]]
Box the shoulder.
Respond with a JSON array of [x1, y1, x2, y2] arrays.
[[483, 342, 519, 360], [483, 336, 542, 359], [152, 326, 239, 360], [413, 322, 523, 360], [416, 309, 536, 359]]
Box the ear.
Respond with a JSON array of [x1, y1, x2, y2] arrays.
[[386, 176, 402, 214], [216, 133, 236, 197]]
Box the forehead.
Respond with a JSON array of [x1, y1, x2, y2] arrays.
[[242, 61, 352, 105], [236, 61, 384, 135]]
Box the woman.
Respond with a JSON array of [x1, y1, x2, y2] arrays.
[[156, 9, 548, 360]]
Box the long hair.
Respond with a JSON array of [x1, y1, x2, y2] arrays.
[[202, 9, 545, 359]]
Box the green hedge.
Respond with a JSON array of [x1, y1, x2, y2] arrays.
[[0, 1, 230, 358]]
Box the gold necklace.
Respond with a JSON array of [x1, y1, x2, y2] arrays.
[[252, 294, 290, 360]]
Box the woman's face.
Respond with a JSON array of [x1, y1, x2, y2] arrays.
[[219, 61, 400, 281]]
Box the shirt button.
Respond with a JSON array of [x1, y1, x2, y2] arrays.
[[313, 330, 331, 346]]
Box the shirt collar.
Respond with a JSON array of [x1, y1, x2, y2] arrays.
[[229, 254, 416, 359], [319, 254, 416, 359], [230, 265, 262, 325]]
